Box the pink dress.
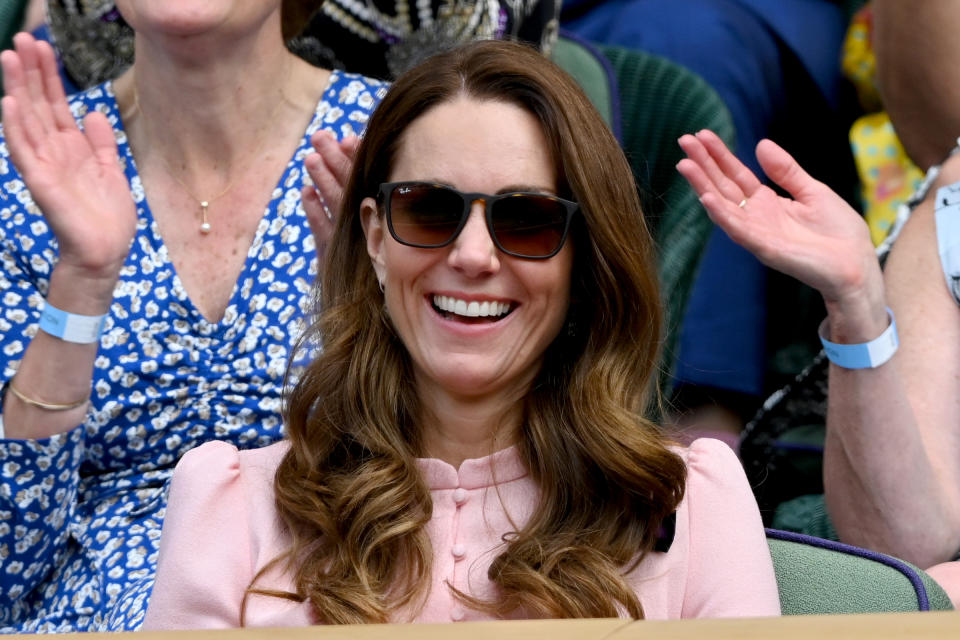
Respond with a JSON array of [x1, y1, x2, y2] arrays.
[[142, 438, 780, 628]]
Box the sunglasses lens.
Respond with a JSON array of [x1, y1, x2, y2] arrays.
[[491, 194, 569, 258], [389, 184, 464, 247]]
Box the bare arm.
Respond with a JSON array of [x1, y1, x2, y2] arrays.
[[825, 155, 960, 567], [678, 130, 960, 567], [824, 0, 960, 564], [873, 0, 960, 170], [1, 33, 136, 439]]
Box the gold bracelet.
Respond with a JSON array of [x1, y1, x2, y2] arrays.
[[6, 379, 90, 411]]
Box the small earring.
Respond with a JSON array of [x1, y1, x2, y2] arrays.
[[377, 277, 385, 294]]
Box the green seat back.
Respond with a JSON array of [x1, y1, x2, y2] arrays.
[[554, 37, 736, 394], [1, 0, 29, 97], [550, 35, 615, 132], [0, 0, 26, 50], [767, 529, 954, 615]]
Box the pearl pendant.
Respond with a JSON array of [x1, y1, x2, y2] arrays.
[[199, 201, 211, 234]]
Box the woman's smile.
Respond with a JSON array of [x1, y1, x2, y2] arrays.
[[430, 294, 515, 323]]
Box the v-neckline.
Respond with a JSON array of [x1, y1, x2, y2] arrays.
[[103, 71, 340, 331]]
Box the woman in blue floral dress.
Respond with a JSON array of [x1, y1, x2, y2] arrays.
[[0, 1, 386, 632]]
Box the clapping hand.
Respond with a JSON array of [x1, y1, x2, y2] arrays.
[[1, 33, 136, 284], [302, 129, 358, 261], [677, 130, 880, 307]]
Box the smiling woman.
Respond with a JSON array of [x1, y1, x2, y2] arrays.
[[142, 40, 780, 628], [359, 97, 574, 428]]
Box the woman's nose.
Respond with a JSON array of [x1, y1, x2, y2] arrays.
[[447, 202, 500, 276]]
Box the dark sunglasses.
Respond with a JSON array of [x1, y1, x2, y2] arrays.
[[377, 181, 579, 259]]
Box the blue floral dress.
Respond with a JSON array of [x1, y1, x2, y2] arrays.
[[0, 71, 388, 632]]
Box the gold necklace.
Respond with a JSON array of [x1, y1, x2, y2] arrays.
[[130, 71, 291, 234]]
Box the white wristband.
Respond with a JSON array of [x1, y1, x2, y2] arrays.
[[818, 307, 899, 369], [39, 302, 107, 344]]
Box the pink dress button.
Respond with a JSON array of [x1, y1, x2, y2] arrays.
[[452, 488, 468, 505], [451, 606, 466, 621], [451, 544, 466, 559]]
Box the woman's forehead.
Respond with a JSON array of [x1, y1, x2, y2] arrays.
[[387, 98, 557, 193]]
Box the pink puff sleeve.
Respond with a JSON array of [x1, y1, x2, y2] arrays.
[[142, 441, 256, 630], [681, 438, 781, 617]]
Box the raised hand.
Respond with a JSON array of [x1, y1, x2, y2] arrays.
[[1, 33, 136, 282], [677, 129, 880, 307], [302, 129, 358, 260]]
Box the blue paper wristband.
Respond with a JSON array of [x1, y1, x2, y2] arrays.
[[39, 302, 107, 344], [818, 307, 899, 369]]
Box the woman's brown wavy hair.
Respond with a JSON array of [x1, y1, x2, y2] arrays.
[[280, 0, 322, 41], [245, 39, 687, 624]]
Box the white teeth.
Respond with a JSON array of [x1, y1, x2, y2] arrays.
[[433, 295, 511, 318]]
